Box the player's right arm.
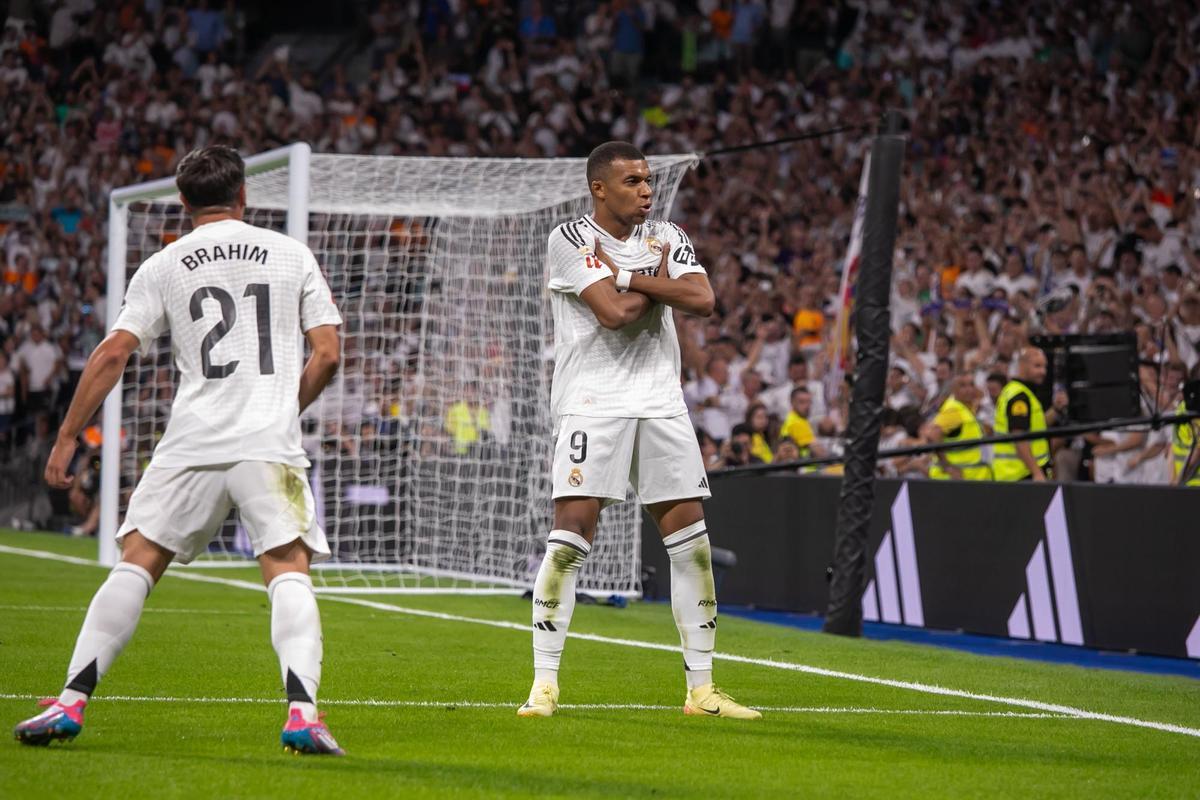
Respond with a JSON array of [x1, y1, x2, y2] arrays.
[[44, 260, 169, 489], [579, 277, 654, 330], [547, 226, 652, 330], [46, 259, 168, 487], [44, 330, 142, 488], [45, 328, 141, 491]]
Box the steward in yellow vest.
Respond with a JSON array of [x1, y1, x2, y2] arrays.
[[925, 376, 992, 480], [780, 387, 826, 472], [993, 347, 1062, 481], [1171, 400, 1200, 486]]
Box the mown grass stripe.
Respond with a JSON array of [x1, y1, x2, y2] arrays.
[[2, 543, 1196, 740]]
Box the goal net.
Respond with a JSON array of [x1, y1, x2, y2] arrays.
[[104, 145, 698, 595]]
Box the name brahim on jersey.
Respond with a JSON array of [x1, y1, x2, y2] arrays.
[[181, 243, 270, 271]]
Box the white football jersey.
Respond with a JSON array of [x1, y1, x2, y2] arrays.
[[547, 214, 706, 419], [113, 218, 342, 468]]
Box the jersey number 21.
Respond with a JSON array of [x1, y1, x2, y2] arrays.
[[190, 284, 274, 379]]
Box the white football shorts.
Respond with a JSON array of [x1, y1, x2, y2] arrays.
[[116, 461, 331, 564], [551, 414, 712, 507]]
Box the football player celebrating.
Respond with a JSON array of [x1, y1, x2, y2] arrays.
[[519, 141, 760, 720]]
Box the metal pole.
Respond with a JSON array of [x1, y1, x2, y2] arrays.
[[285, 142, 311, 243], [823, 111, 906, 637], [98, 199, 126, 567]]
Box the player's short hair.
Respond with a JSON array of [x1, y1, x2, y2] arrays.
[[586, 141, 646, 183], [176, 145, 245, 208]]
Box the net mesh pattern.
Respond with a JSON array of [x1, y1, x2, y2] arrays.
[[116, 153, 697, 593]]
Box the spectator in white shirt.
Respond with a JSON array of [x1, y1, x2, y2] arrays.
[[955, 244, 995, 300], [993, 249, 1038, 299], [684, 356, 739, 442], [760, 354, 825, 421], [15, 326, 62, 417], [0, 351, 15, 441], [885, 362, 926, 411], [1138, 218, 1187, 274], [1061, 244, 1093, 296]]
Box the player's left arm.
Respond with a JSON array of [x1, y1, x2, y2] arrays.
[[298, 252, 344, 412], [617, 224, 714, 317], [299, 324, 341, 413], [625, 270, 715, 318], [44, 330, 141, 488]]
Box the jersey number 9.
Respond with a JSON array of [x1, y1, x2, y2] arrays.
[[568, 430, 588, 463]]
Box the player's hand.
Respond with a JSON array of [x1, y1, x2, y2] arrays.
[[658, 242, 671, 276], [593, 242, 619, 276], [45, 434, 78, 489]]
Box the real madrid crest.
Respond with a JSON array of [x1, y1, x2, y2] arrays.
[[578, 244, 594, 255], [568, 468, 584, 487], [646, 237, 663, 257]]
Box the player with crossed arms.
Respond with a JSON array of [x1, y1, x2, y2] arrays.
[[518, 141, 760, 720], [14, 146, 347, 755]]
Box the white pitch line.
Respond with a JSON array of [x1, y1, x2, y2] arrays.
[[0, 693, 1073, 718], [0, 604, 258, 615], [2, 543, 1198, 740]]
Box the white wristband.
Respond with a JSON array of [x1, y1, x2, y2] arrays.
[[615, 269, 634, 291]]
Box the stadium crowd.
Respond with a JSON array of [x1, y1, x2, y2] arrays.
[[1, 0, 1199, 532]]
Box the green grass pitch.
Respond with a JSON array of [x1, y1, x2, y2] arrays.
[[1, 529, 1198, 798]]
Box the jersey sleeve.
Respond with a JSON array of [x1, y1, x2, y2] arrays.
[[111, 258, 167, 357], [546, 224, 610, 296], [662, 222, 706, 279], [1005, 393, 1032, 432], [933, 406, 964, 436], [299, 250, 343, 332]]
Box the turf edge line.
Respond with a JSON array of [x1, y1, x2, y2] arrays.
[[0, 693, 1073, 717], [2, 543, 1197, 740]]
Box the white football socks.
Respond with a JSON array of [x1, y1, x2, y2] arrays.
[[59, 562, 154, 706], [663, 521, 717, 690], [531, 530, 592, 688], [269, 572, 324, 723]]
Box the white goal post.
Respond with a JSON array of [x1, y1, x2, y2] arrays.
[[102, 143, 698, 596]]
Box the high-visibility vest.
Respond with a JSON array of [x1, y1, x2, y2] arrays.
[[750, 432, 774, 463], [1171, 400, 1200, 486], [781, 411, 826, 473], [929, 396, 992, 481], [993, 380, 1049, 481]]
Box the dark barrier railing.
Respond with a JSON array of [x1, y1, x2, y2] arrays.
[[710, 412, 1200, 479]]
